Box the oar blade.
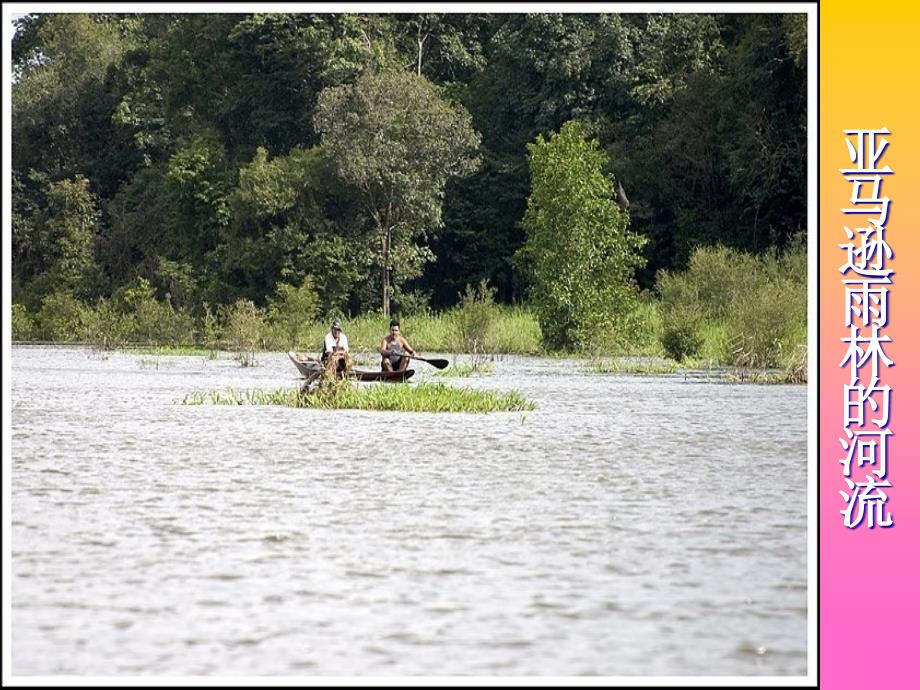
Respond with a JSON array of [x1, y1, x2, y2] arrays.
[[427, 358, 450, 369]]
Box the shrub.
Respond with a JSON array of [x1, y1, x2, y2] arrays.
[[660, 304, 704, 361], [11, 304, 35, 341], [84, 297, 134, 348], [266, 277, 319, 349], [728, 278, 803, 368], [592, 294, 664, 356], [656, 243, 807, 372], [697, 321, 732, 363], [781, 334, 808, 383], [222, 299, 266, 366], [119, 277, 194, 345], [118, 278, 158, 343], [450, 280, 499, 354], [35, 292, 91, 341], [157, 307, 196, 346], [780, 342, 808, 383], [684, 246, 763, 321], [657, 246, 758, 324], [199, 302, 222, 352], [625, 296, 664, 355]]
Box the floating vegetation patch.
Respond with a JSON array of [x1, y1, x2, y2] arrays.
[[673, 366, 802, 384], [586, 358, 681, 375], [586, 357, 805, 385], [182, 382, 535, 413], [137, 357, 176, 369], [433, 362, 494, 378], [724, 369, 802, 385]]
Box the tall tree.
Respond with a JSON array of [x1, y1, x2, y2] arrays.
[[314, 71, 481, 315], [38, 176, 101, 300], [520, 121, 646, 349]]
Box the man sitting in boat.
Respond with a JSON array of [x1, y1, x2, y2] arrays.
[[379, 319, 416, 372], [321, 319, 350, 375]]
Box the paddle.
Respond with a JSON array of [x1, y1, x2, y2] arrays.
[[404, 354, 449, 370]]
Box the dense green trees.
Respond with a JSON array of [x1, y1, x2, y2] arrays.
[[11, 12, 807, 338]]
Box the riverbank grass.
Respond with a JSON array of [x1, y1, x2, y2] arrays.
[[586, 355, 806, 383], [131, 345, 221, 357], [585, 358, 681, 375], [182, 382, 535, 413], [433, 362, 494, 377]]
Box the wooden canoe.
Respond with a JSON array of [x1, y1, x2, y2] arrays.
[[350, 368, 414, 383], [287, 352, 413, 383], [288, 352, 323, 380]]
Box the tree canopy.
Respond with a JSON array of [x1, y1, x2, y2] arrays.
[[11, 12, 807, 318]]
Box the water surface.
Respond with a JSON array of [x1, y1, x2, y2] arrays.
[[10, 346, 808, 676]]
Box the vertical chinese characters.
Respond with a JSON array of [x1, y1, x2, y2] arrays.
[[839, 128, 894, 528]]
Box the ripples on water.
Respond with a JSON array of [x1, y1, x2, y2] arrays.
[[10, 346, 807, 676]]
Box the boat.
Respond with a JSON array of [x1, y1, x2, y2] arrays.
[[288, 352, 323, 379], [287, 352, 414, 383], [351, 368, 414, 383]]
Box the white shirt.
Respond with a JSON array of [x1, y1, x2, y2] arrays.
[[323, 331, 349, 354]]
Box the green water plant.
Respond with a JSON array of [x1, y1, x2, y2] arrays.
[[724, 369, 800, 385], [137, 357, 176, 369], [586, 358, 681, 375], [433, 362, 494, 378], [182, 382, 535, 413]]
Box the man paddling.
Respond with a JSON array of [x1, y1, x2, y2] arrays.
[[379, 319, 416, 372], [321, 319, 350, 375]]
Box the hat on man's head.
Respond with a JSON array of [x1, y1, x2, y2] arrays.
[[331, 319, 342, 330]]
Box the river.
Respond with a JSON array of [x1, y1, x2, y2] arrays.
[[9, 345, 808, 677]]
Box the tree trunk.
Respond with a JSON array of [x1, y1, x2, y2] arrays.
[[382, 267, 390, 317], [381, 228, 390, 317]]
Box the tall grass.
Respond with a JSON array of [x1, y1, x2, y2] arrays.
[[294, 304, 542, 356], [12, 239, 806, 383], [487, 306, 544, 354], [12, 293, 541, 356]]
